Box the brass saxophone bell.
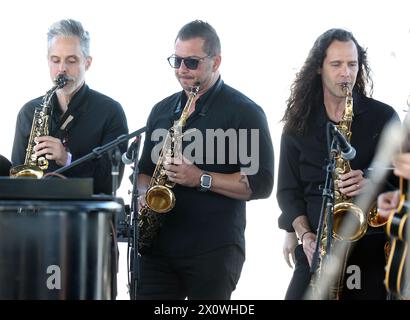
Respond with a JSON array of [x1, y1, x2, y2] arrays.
[[145, 185, 176, 213], [333, 202, 368, 241], [10, 164, 44, 178], [367, 206, 389, 227]]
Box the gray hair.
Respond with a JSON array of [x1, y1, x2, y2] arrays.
[[47, 19, 90, 58]]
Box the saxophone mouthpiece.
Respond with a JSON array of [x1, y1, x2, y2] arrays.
[[191, 81, 200, 95], [54, 74, 68, 89], [341, 82, 352, 96]]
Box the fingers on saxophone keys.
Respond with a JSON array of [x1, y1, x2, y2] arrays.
[[163, 162, 175, 171], [165, 170, 177, 180], [164, 156, 172, 165], [344, 184, 361, 197], [164, 156, 180, 166], [163, 162, 178, 171], [137, 194, 147, 209]]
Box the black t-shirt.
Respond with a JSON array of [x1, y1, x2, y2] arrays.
[[138, 78, 274, 257], [277, 92, 399, 233], [12, 84, 129, 194]]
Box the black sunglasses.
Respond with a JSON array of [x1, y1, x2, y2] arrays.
[[167, 55, 210, 70]]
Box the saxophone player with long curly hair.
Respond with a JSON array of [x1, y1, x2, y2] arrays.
[[277, 28, 399, 300]]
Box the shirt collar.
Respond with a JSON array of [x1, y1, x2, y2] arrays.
[[52, 83, 89, 117]]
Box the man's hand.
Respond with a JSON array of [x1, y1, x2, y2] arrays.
[[393, 153, 410, 180], [282, 232, 298, 268], [137, 193, 147, 211], [301, 232, 317, 267], [34, 136, 68, 167], [338, 169, 366, 197], [377, 189, 400, 220], [163, 156, 202, 187]]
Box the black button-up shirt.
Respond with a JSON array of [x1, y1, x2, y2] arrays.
[[12, 83, 128, 194], [138, 78, 274, 256]]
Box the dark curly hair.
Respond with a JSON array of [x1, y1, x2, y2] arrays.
[[282, 28, 373, 135]]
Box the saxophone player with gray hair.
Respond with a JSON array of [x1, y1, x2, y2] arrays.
[[11, 19, 128, 194], [277, 28, 399, 299], [135, 20, 274, 300]]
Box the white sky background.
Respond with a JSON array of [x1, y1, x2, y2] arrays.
[[0, 0, 409, 299]]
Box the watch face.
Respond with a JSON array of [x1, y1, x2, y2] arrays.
[[201, 174, 212, 188]]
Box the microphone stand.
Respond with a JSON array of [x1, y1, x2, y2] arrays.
[[110, 147, 122, 197], [128, 135, 142, 300], [311, 138, 337, 276], [51, 126, 147, 190], [310, 123, 340, 299]]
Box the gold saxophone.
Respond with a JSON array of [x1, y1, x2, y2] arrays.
[[309, 83, 387, 299], [308, 83, 360, 299], [333, 83, 387, 241], [138, 82, 200, 253], [10, 74, 68, 178], [332, 84, 368, 241]]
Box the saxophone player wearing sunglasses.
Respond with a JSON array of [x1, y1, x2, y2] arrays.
[[135, 20, 274, 300]]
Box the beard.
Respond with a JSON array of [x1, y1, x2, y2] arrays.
[[58, 78, 84, 97]]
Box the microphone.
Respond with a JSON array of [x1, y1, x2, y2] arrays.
[[329, 123, 356, 160], [122, 136, 141, 165]]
